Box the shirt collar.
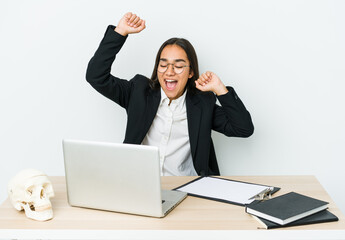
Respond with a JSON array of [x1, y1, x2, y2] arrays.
[[160, 88, 187, 111]]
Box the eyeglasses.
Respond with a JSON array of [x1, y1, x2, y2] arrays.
[[157, 62, 190, 74]]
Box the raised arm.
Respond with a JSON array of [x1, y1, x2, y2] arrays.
[[196, 71, 254, 137], [85, 13, 146, 108]]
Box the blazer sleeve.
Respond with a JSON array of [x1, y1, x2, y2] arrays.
[[212, 87, 254, 137], [85, 25, 132, 109]]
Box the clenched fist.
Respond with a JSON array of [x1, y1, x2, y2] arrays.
[[195, 71, 228, 96], [115, 12, 146, 36]]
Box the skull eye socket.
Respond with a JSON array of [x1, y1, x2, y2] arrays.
[[40, 189, 45, 199], [27, 189, 33, 196]]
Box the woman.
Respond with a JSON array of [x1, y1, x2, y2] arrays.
[[86, 12, 254, 176]]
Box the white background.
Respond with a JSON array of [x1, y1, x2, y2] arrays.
[[1, 0, 344, 214]]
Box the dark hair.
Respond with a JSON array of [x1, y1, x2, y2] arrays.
[[149, 38, 199, 94]]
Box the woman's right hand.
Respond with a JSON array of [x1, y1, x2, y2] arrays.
[[115, 12, 146, 36]]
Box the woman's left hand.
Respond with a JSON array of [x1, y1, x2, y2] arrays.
[[195, 71, 229, 96]]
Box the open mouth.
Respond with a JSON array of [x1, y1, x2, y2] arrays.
[[165, 79, 178, 91]]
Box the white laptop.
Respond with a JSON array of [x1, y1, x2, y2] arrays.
[[62, 139, 187, 217]]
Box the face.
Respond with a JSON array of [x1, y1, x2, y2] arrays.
[[157, 45, 193, 101]]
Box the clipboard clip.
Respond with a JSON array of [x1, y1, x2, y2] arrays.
[[248, 187, 274, 201]]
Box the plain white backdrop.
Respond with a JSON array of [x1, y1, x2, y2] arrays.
[[1, 0, 344, 215]]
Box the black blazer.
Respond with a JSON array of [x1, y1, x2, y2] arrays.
[[86, 26, 254, 176]]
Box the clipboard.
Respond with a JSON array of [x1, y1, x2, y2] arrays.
[[174, 176, 280, 206]]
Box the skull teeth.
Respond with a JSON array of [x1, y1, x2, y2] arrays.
[[22, 203, 53, 221], [34, 204, 52, 212]]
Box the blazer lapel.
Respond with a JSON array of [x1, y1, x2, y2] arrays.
[[141, 88, 161, 140], [186, 92, 201, 159]]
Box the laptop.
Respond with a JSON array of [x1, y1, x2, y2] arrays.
[[62, 139, 187, 217]]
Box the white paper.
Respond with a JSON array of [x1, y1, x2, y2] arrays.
[[177, 177, 271, 205]]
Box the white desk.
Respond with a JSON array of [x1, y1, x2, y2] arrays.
[[1, 176, 345, 239]]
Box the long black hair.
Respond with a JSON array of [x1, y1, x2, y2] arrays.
[[149, 38, 199, 94]]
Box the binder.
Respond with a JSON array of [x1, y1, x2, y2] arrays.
[[253, 209, 338, 229], [245, 192, 329, 225]]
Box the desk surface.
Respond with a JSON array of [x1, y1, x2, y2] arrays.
[[1, 176, 345, 239]]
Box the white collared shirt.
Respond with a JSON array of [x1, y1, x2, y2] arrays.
[[141, 89, 197, 176]]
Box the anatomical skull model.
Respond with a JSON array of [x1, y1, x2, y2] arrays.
[[7, 169, 55, 221]]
